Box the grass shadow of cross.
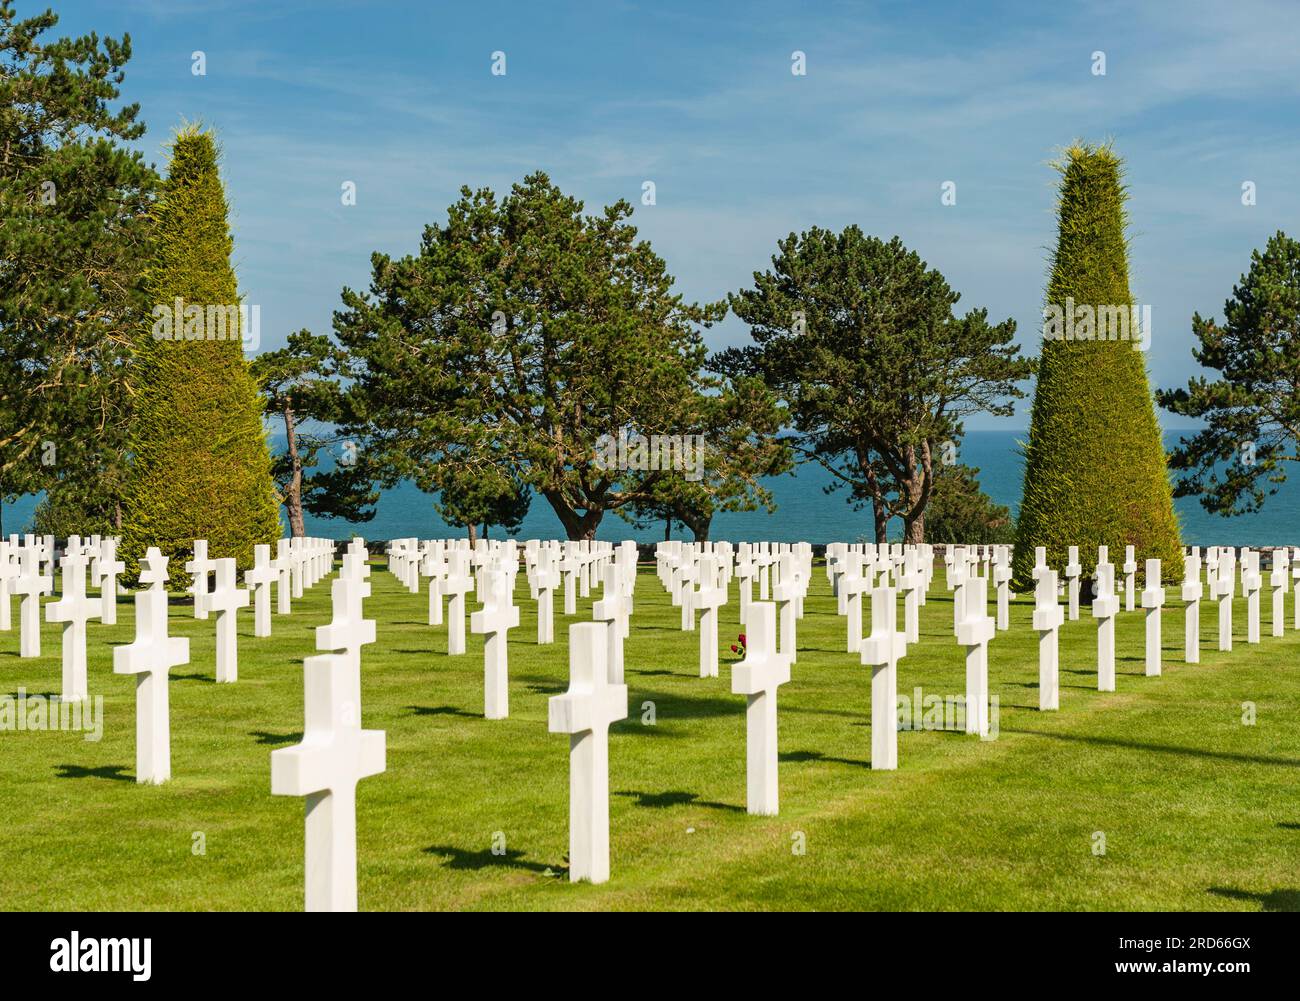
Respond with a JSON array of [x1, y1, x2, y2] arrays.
[[249, 730, 301, 746], [781, 749, 873, 769], [406, 705, 479, 720], [1207, 886, 1300, 912], [54, 763, 132, 782], [615, 789, 745, 813], [423, 844, 557, 875]]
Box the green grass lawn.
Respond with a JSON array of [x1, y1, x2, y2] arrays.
[[1, 559, 1297, 911]]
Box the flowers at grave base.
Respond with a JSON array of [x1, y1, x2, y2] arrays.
[[728, 632, 747, 658]]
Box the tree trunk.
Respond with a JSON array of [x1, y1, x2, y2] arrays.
[[682, 509, 711, 542], [542, 489, 603, 541], [467, 523, 477, 545], [114, 501, 122, 532], [902, 440, 934, 544], [664, 517, 672, 542], [482, 521, 489, 540], [283, 403, 306, 538], [872, 495, 888, 544]]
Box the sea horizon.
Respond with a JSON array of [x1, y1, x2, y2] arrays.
[[6, 428, 1294, 548]]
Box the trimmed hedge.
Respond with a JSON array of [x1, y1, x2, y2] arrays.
[[120, 127, 280, 583], [1012, 143, 1182, 590]]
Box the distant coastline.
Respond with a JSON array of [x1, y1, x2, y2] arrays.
[[5, 429, 1291, 547]]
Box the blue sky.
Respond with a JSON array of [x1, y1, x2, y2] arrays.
[[56, 0, 1300, 428]]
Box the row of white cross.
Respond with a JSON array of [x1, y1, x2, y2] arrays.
[[1, 533, 364, 911], [12, 530, 1292, 907]]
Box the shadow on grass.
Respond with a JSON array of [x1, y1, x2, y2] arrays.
[[1017, 728, 1300, 767], [171, 673, 215, 684], [781, 749, 873, 769], [407, 704, 479, 719], [631, 691, 738, 721], [423, 844, 559, 875], [615, 789, 744, 812], [1207, 886, 1300, 912], [249, 730, 301, 746], [54, 763, 132, 782]]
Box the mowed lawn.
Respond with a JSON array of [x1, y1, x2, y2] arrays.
[[1, 557, 1297, 911]]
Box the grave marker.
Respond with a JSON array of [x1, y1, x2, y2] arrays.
[[548, 622, 628, 884], [732, 603, 791, 815], [113, 548, 190, 784]]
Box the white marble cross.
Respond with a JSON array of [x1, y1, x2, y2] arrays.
[[46, 542, 101, 701], [548, 621, 628, 884], [1122, 545, 1138, 612], [731, 602, 791, 815], [1031, 545, 1047, 582], [1093, 562, 1120, 692], [198, 558, 249, 683], [0, 542, 15, 632], [949, 548, 969, 634], [956, 572, 994, 736], [592, 563, 630, 684], [271, 650, 385, 911], [1241, 550, 1261, 644], [535, 548, 560, 644], [1213, 548, 1234, 652], [898, 550, 924, 645], [316, 572, 376, 718], [772, 552, 801, 662], [1292, 547, 1300, 630], [113, 548, 190, 784], [1140, 559, 1165, 677], [290, 537, 306, 599], [1182, 551, 1202, 663], [274, 538, 293, 614], [993, 548, 1012, 630], [185, 539, 214, 620], [245, 544, 277, 638], [736, 549, 757, 615], [470, 566, 519, 719], [841, 561, 868, 654], [96, 538, 124, 626], [1033, 569, 1063, 710], [1065, 546, 1081, 621], [560, 544, 579, 616], [694, 555, 726, 678], [422, 544, 446, 627], [860, 585, 906, 769], [13, 544, 51, 657], [678, 558, 697, 632], [1270, 548, 1289, 639], [443, 551, 475, 655]]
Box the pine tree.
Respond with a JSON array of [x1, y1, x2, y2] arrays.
[[121, 126, 281, 581], [1012, 143, 1182, 590]]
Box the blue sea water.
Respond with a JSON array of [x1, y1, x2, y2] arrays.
[[4, 430, 1295, 546]]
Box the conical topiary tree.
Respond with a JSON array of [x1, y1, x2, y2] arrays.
[[121, 126, 281, 582], [1012, 143, 1182, 591]]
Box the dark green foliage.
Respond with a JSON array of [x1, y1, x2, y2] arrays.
[[1157, 232, 1300, 516], [335, 172, 784, 541], [923, 463, 1014, 545], [0, 2, 157, 537], [120, 127, 280, 580], [722, 227, 1029, 543], [436, 465, 530, 541], [620, 375, 792, 541], [1012, 144, 1182, 589], [29, 477, 119, 539], [251, 329, 377, 536]]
